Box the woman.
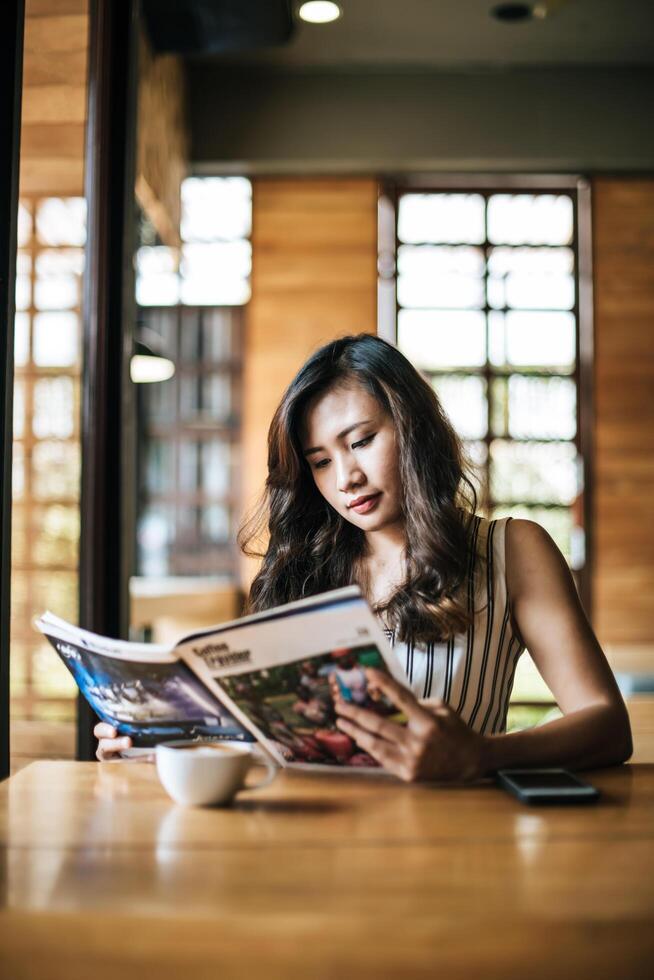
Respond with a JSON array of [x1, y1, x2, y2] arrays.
[[96, 334, 632, 779]]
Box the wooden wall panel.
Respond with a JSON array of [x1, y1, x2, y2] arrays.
[[20, 0, 88, 196], [592, 178, 654, 647], [240, 178, 378, 586]]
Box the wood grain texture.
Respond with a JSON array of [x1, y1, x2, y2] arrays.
[[240, 178, 378, 587], [592, 178, 654, 645], [19, 1, 89, 197], [0, 761, 652, 979]]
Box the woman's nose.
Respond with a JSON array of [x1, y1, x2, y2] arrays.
[[336, 454, 364, 493]]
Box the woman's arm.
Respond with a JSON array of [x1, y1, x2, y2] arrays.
[[334, 519, 632, 782], [486, 518, 632, 772]]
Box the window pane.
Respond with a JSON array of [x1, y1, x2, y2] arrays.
[[15, 252, 31, 311], [144, 440, 175, 496], [36, 198, 86, 246], [33, 377, 75, 439], [463, 440, 488, 502], [432, 375, 488, 440], [490, 440, 579, 505], [32, 311, 78, 367], [135, 246, 180, 307], [398, 245, 485, 309], [491, 375, 576, 440], [203, 309, 236, 360], [202, 440, 231, 497], [137, 506, 173, 577], [17, 202, 32, 247], [488, 310, 575, 372], [180, 242, 251, 306], [13, 378, 25, 438], [14, 312, 30, 366], [487, 246, 574, 311], [142, 371, 176, 426], [34, 248, 84, 311], [33, 641, 77, 698], [32, 441, 80, 499], [398, 193, 485, 244], [202, 503, 230, 544], [12, 443, 24, 499], [181, 176, 252, 242], [492, 504, 574, 564], [398, 310, 486, 370], [32, 505, 80, 566], [31, 570, 78, 622], [487, 194, 573, 246]]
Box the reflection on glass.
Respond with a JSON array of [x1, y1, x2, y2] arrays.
[[32, 442, 80, 499], [181, 176, 252, 242], [487, 247, 574, 310], [492, 504, 574, 563], [432, 375, 488, 440], [491, 375, 576, 440], [135, 246, 180, 307], [398, 245, 485, 309], [34, 249, 84, 311], [180, 242, 251, 306], [32, 377, 75, 439], [398, 310, 486, 369], [488, 310, 575, 371], [36, 198, 86, 247], [14, 313, 30, 366], [32, 311, 78, 367], [487, 194, 573, 246], [490, 440, 579, 505], [398, 193, 485, 244]]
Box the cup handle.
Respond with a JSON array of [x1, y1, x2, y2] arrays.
[[244, 753, 277, 791]]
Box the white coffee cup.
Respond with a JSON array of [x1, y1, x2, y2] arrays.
[[156, 740, 277, 807]]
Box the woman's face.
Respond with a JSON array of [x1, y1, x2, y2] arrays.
[[301, 382, 404, 535]]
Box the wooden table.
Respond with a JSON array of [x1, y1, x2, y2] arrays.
[[1, 761, 653, 979]]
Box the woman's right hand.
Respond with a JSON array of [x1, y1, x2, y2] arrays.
[[94, 722, 132, 761]]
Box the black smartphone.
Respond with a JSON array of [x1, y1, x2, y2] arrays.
[[496, 768, 600, 805]]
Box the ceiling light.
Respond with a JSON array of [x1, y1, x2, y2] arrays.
[[130, 328, 175, 384], [298, 2, 342, 25]]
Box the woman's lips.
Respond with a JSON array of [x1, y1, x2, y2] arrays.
[[348, 492, 382, 515]]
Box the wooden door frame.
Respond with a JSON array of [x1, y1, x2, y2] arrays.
[[0, 0, 25, 781]]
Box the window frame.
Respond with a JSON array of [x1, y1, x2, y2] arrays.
[[378, 173, 594, 622]]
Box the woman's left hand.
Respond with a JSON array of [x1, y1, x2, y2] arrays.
[[335, 668, 489, 782]]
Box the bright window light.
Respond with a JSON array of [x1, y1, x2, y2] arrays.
[[299, 2, 341, 25]]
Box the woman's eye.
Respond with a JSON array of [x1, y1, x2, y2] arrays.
[[352, 435, 374, 450], [314, 459, 329, 470]]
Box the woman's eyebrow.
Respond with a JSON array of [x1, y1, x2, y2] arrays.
[[303, 419, 373, 456]]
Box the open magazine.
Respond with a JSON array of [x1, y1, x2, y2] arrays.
[[34, 587, 407, 772]]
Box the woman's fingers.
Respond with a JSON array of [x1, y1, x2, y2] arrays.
[[94, 722, 116, 739], [364, 668, 436, 729], [335, 717, 403, 770], [335, 700, 406, 744], [95, 733, 131, 761]]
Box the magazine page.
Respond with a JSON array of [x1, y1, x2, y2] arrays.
[[34, 612, 252, 747], [175, 587, 407, 772]]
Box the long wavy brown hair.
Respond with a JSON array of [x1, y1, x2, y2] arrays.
[[238, 334, 479, 643]]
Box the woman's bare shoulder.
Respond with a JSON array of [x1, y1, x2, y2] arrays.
[[505, 517, 575, 602]]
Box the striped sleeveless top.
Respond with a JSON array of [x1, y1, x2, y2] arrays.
[[386, 515, 525, 735]]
